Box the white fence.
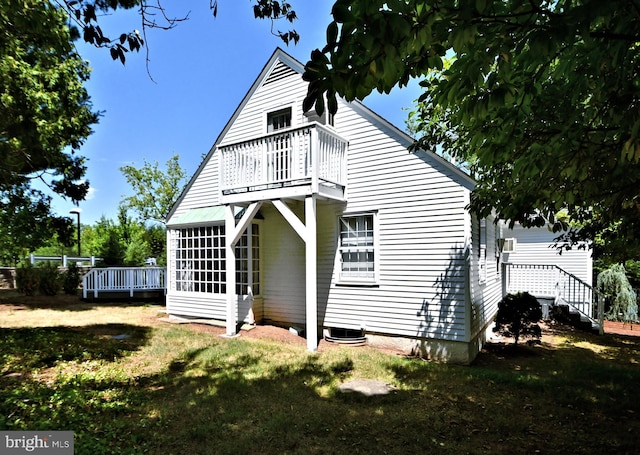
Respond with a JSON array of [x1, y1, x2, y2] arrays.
[[30, 254, 101, 267], [83, 267, 166, 299]]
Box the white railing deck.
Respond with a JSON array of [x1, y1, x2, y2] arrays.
[[503, 263, 594, 319], [219, 122, 347, 199], [82, 267, 166, 299]]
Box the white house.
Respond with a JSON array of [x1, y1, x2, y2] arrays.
[[164, 49, 593, 363]]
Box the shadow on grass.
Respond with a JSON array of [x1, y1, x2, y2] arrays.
[[0, 289, 164, 312], [0, 324, 152, 372], [1, 324, 640, 454]]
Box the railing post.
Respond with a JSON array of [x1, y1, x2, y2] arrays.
[[311, 126, 319, 194]]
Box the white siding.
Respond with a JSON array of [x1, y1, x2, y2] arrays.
[[504, 224, 592, 285], [468, 214, 502, 338], [320, 103, 474, 342], [261, 203, 306, 327], [170, 154, 222, 219], [165, 51, 492, 348]]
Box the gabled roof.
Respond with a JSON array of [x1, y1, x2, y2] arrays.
[[166, 48, 475, 222]]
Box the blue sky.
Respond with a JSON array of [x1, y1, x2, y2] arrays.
[[52, 1, 423, 225]]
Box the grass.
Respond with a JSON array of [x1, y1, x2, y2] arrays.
[[1, 291, 640, 454]]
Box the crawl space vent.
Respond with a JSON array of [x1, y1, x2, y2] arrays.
[[325, 327, 367, 346]]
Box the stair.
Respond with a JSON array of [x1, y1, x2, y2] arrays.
[[553, 297, 600, 333]]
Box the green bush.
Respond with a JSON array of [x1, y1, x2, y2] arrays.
[[597, 263, 638, 322], [16, 264, 39, 296], [62, 262, 81, 295], [38, 263, 62, 296], [494, 292, 543, 345]]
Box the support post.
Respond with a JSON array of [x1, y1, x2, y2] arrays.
[[305, 195, 318, 351], [225, 204, 237, 336]]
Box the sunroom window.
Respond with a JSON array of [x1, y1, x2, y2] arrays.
[[338, 213, 376, 282], [171, 224, 260, 295]]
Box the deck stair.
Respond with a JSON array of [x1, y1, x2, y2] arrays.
[[503, 263, 600, 332]]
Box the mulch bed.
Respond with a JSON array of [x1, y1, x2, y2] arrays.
[[604, 320, 639, 337]]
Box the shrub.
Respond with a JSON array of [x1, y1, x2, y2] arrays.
[[16, 264, 39, 296], [494, 292, 543, 345], [38, 263, 62, 296], [596, 263, 638, 322], [62, 262, 81, 295]]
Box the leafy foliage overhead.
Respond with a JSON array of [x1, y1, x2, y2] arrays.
[[55, 0, 299, 66], [1, 0, 97, 202], [303, 0, 640, 246], [0, 0, 97, 262]]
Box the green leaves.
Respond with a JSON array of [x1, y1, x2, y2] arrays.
[[305, 0, 640, 252]]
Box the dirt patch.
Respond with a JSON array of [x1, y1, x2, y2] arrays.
[[0, 291, 88, 311], [604, 320, 640, 337]]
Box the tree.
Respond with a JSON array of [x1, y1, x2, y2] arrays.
[[1, 0, 98, 259], [120, 155, 187, 223], [0, 184, 74, 266], [303, 0, 640, 248], [494, 292, 543, 345], [596, 263, 638, 323], [55, 0, 299, 67]]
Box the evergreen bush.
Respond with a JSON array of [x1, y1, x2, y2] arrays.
[[62, 262, 81, 295], [494, 292, 543, 345], [596, 263, 638, 322], [38, 263, 62, 296], [16, 264, 39, 296]]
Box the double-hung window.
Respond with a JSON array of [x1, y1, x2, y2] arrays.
[[338, 213, 377, 283]]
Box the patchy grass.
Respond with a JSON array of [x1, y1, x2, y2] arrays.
[[1, 293, 640, 454]]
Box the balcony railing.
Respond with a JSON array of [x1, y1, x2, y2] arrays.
[[219, 123, 347, 200]]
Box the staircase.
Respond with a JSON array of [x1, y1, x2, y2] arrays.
[[503, 263, 601, 333]]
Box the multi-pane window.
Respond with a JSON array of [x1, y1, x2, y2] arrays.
[[339, 214, 376, 282], [235, 223, 261, 296], [174, 226, 226, 293], [267, 107, 291, 132], [171, 224, 260, 295]]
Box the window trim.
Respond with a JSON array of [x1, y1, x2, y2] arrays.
[[266, 106, 293, 133], [479, 218, 487, 284], [169, 221, 262, 297], [336, 211, 379, 285]]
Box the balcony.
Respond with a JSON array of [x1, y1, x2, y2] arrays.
[[219, 123, 348, 203]]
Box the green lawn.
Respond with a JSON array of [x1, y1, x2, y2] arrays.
[[1, 292, 639, 454]]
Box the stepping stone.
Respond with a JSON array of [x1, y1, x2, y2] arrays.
[[338, 379, 396, 396]]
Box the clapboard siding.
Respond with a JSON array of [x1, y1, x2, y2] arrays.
[[170, 154, 222, 218], [504, 224, 592, 285], [165, 293, 258, 323], [467, 213, 502, 337], [261, 203, 306, 327], [318, 98, 473, 342]]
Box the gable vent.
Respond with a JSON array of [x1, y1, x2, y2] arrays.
[[263, 61, 297, 86]]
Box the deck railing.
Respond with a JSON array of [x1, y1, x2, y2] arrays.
[[219, 123, 347, 195], [503, 263, 594, 317], [83, 267, 166, 299]]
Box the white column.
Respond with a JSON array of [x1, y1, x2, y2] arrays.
[[225, 204, 237, 336], [305, 195, 318, 351]]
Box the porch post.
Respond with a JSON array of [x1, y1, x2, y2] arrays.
[[305, 195, 318, 351], [225, 204, 237, 336]]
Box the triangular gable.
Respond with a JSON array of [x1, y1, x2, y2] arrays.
[[166, 48, 301, 223], [166, 47, 476, 223]]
